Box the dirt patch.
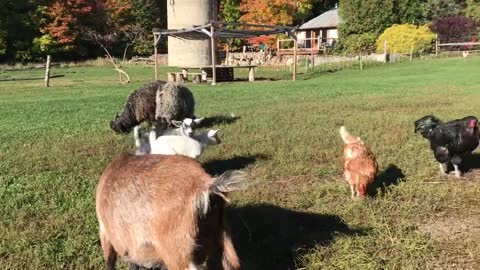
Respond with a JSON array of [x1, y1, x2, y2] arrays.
[[419, 217, 480, 241]]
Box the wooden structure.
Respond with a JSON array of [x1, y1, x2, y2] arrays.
[[167, 65, 256, 83], [279, 7, 339, 56], [153, 21, 297, 84], [174, 65, 257, 83]]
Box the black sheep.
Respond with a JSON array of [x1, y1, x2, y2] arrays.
[[110, 81, 195, 133]]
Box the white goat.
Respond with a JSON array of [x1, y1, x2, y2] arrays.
[[156, 117, 204, 137], [134, 117, 204, 155], [149, 129, 221, 159]]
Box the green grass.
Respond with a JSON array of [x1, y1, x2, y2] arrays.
[[1, 58, 480, 269]]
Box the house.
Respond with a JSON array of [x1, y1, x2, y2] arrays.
[[296, 6, 341, 53]]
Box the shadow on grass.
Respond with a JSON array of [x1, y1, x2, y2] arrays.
[[226, 204, 366, 270], [459, 153, 480, 173], [203, 154, 267, 175], [198, 115, 240, 129], [300, 69, 341, 80], [370, 164, 406, 196]]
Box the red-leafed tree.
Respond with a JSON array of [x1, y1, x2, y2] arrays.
[[101, 0, 133, 32], [41, 0, 95, 47], [239, 0, 312, 46]]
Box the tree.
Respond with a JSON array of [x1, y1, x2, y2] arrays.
[[423, 0, 467, 20], [395, 0, 429, 25], [0, 0, 43, 61], [239, 0, 313, 26], [221, 0, 241, 22], [130, 0, 166, 55], [338, 0, 433, 54], [430, 15, 477, 43], [239, 0, 314, 46], [41, 0, 95, 47], [376, 24, 436, 54], [466, 0, 480, 24], [338, 0, 396, 36]]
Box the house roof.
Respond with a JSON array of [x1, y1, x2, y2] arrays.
[[299, 8, 341, 30]]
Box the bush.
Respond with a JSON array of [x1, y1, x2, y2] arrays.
[[376, 24, 436, 54], [339, 33, 378, 55], [430, 16, 477, 43]]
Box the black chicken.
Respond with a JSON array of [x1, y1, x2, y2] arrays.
[[414, 115, 480, 178]]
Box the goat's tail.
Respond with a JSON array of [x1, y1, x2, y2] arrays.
[[195, 170, 248, 216], [339, 126, 361, 144], [210, 170, 249, 198]]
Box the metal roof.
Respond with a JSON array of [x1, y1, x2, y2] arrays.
[[299, 8, 341, 30]]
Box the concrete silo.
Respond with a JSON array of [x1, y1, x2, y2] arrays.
[[167, 0, 216, 68]]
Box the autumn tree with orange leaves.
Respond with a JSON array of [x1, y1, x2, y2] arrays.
[[239, 0, 313, 46], [41, 0, 95, 48]]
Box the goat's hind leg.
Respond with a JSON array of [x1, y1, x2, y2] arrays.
[[99, 230, 117, 270]]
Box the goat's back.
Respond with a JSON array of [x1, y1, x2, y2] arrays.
[[96, 154, 212, 267], [150, 136, 202, 158]]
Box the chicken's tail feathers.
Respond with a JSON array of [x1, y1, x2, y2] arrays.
[[339, 126, 361, 144]]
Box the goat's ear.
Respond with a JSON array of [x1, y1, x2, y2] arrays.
[[172, 120, 182, 127], [183, 118, 193, 126], [194, 117, 204, 124], [209, 129, 219, 136]]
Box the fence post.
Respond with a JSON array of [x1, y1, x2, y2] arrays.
[[435, 34, 438, 56], [383, 40, 388, 63], [410, 45, 413, 62], [44, 55, 51, 87], [359, 52, 363, 70], [293, 37, 297, 81]]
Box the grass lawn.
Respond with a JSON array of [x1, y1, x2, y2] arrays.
[[1, 57, 480, 269]]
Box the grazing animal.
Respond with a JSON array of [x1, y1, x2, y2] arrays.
[[149, 129, 221, 159], [96, 154, 246, 270], [110, 81, 195, 133], [414, 115, 479, 178], [339, 126, 378, 198]]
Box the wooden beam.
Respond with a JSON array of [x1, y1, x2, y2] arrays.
[[210, 24, 217, 85], [154, 34, 159, 80], [211, 20, 296, 30], [152, 24, 212, 35], [201, 28, 212, 37]]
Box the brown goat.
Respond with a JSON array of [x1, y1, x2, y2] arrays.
[[96, 154, 246, 270]]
